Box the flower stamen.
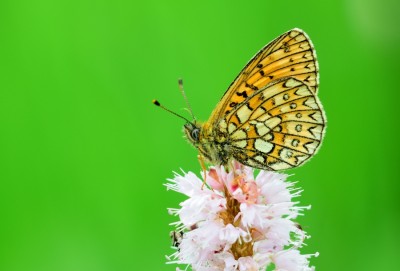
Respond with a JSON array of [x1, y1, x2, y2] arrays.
[[231, 237, 254, 260]]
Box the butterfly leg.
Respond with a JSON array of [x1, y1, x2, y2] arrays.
[[197, 154, 208, 189]]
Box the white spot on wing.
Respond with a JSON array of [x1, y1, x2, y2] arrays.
[[310, 111, 323, 123], [232, 140, 247, 148], [264, 117, 281, 129], [219, 119, 227, 129], [245, 159, 259, 167], [254, 155, 265, 163], [270, 161, 292, 170], [236, 105, 252, 124], [284, 78, 302, 88], [304, 141, 318, 153], [308, 125, 323, 140], [263, 133, 273, 141], [231, 129, 246, 140], [255, 122, 270, 136], [296, 155, 309, 165], [228, 123, 237, 133], [295, 85, 311, 96], [304, 97, 318, 109], [254, 139, 274, 153]]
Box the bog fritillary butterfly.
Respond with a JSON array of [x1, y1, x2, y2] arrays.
[[156, 28, 326, 171]]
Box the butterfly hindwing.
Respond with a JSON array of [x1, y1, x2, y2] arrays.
[[219, 77, 325, 170], [209, 28, 319, 128]]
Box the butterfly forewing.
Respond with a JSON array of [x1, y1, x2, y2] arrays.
[[209, 28, 319, 129]]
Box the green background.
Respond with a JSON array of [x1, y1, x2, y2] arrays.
[[0, 0, 399, 270]]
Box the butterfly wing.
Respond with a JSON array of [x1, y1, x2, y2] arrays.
[[218, 77, 325, 170], [209, 28, 319, 128]]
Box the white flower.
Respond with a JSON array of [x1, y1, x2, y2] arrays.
[[273, 250, 318, 271], [166, 161, 317, 271]]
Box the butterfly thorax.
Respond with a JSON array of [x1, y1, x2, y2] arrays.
[[184, 122, 230, 166]]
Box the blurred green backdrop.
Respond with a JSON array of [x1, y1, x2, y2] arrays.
[[0, 0, 399, 270]]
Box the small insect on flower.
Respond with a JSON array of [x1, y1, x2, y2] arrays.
[[154, 28, 326, 172], [165, 161, 317, 271], [170, 230, 183, 250]]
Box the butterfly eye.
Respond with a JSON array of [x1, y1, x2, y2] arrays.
[[191, 128, 200, 142]]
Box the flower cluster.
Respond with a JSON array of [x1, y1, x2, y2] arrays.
[[165, 161, 317, 271]]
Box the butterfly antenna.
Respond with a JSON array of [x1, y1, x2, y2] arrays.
[[178, 79, 196, 122], [152, 99, 192, 124]]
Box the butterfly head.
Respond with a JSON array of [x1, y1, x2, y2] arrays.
[[184, 122, 201, 145]]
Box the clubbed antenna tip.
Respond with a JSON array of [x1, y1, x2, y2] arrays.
[[152, 99, 161, 106]]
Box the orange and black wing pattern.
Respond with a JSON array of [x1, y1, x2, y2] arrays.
[[209, 28, 319, 128], [207, 29, 324, 170], [218, 77, 325, 170]]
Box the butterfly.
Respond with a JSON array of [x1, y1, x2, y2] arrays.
[[155, 28, 325, 171]]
